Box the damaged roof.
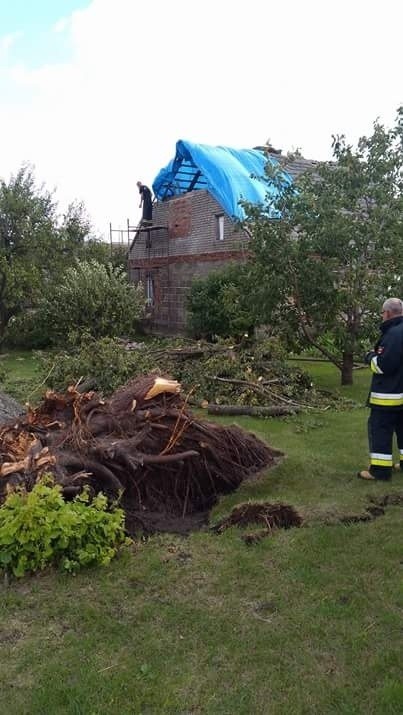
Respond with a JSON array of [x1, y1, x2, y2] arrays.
[[152, 139, 294, 221]]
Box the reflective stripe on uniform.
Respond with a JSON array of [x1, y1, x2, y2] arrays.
[[370, 356, 383, 374], [369, 391, 403, 406], [370, 451, 393, 467]]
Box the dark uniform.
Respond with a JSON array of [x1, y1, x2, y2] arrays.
[[138, 184, 153, 223], [365, 315, 403, 479]]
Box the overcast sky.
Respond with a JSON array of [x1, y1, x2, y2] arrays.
[[0, 0, 402, 238]]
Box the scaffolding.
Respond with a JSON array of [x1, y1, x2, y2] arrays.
[[110, 219, 172, 330], [108, 218, 137, 254]]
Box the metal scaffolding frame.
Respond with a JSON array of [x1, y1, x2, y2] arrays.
[[110, 219, 172, 329]]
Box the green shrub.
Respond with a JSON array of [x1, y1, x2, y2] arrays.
[[187, 263, 255, 339], [0, 481, 127, 578], [5, 310, 53, 349], [37, 259, 145, 345]]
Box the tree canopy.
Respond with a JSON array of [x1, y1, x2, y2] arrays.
[[0, 165, 128, 346], [38, 260, 145, 344], [187, 263, 254, 340], [244, 108, 403, 384], [0, 165, 58, 342]]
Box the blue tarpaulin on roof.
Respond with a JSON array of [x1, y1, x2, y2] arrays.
[[152, 140, 292, 220]]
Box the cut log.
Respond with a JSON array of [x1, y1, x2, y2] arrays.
[[207, 405, 299, 417]]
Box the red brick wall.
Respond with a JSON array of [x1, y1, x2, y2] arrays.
[[128, 190, 250, 332]]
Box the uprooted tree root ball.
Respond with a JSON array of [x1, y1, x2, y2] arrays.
[[0, 375, 282, 534]]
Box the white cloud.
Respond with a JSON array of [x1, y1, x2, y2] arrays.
[[52, 17, 70, 34], [0, 0, 402, 237], [0, 30, 23, 57]]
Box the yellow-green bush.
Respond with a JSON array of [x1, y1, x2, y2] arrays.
[[0, 481, 127, 578]]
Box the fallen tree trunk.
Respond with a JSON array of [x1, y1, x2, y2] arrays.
[[207, 405, 299, 417]]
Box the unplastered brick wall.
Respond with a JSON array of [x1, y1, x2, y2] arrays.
[[129, 189, 250, 332], [165, 256, 247, 331], [130, 190, 249, 257], [139, 250, 249, 333]]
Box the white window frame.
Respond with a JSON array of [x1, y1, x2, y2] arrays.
[[146, 273, 154, 307], [215, 214, 225, 241]]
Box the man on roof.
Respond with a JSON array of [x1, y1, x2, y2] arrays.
[[137, 181, 153, 224]]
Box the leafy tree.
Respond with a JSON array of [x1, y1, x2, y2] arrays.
[[245, 108, 403, 384], [39, 259, 144, 343], [59, 202, 127, 268], [187, 263, 255, 340], [0, 165, 60, 343], [60, 200, 92, 246], [0, 166, 130, 347]]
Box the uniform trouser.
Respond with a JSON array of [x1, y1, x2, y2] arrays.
[[368, 409, 403, 479]]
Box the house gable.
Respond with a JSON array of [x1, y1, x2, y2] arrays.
[[129, 140, 317, 333]]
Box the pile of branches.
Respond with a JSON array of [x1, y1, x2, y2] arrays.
[[0, 375, 281, 533], [42, 335, 338, 414], [126, 339, 320, 411]]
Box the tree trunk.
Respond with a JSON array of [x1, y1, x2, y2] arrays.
[[341, 351, 354, 385], [207, 405, 300, 417]]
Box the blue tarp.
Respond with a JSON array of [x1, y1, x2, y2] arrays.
[[152, 140, 293, 220]]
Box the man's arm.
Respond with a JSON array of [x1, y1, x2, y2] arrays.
[[366, 331, 403, 376]]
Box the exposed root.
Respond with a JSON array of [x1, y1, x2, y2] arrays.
[[0, 375, 281, 533]]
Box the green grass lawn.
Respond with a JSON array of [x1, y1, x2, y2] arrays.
[[1, 355, 402, 715], [0, 349, 43, 403]]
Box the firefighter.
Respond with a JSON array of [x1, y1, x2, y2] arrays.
[[358, 297, 403, 481]]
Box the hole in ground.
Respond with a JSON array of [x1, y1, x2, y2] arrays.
[[109, 387, 285, 535], [368, 493, 403, 507], [320, 493, 403, 527], [123, 441, 284, 537]]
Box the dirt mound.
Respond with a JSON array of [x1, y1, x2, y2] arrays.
[[213, 501, 303, 535], [0, 376, 282, 533]]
